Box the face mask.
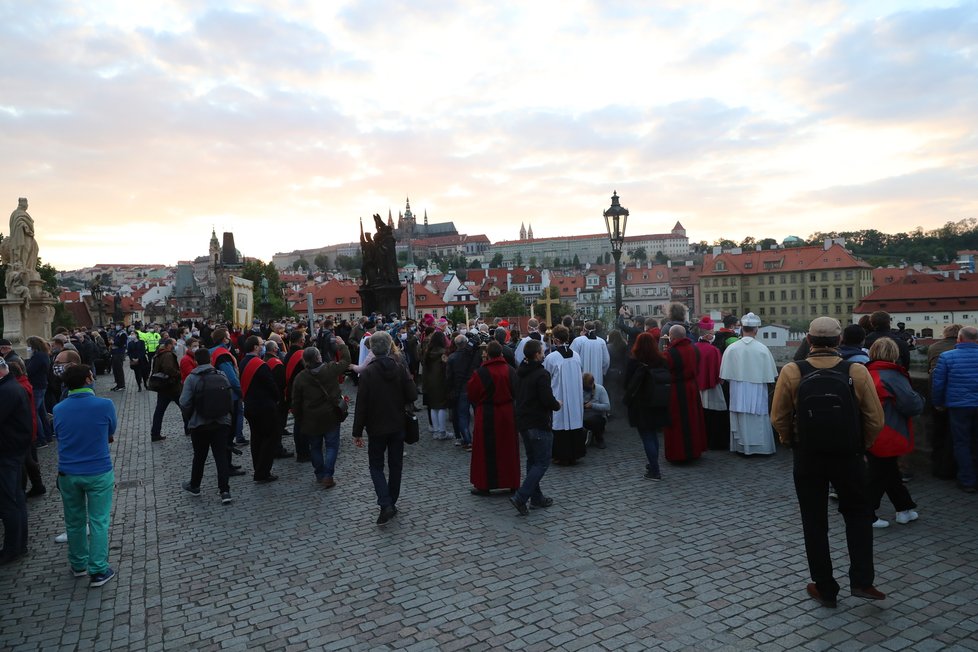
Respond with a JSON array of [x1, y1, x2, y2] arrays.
[[190, 346, 199, 353], [53, 364, 66, 377], [26, 347, 33, 355], [259, 345, 267, 357]]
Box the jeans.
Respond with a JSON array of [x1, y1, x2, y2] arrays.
[[638, 430, 661, 475], [515, 428, 552, 505], [59, 469, 114, 575], [34, 390, 53, 444], [0, 453, 28, 558], [111, 353, 126, 388], [453, 394, 471, 444], [948, 406, 978, 488], [308, 425, 341, 480], [233, 400, 245, 441], [792, 451, 874, 600], [367, 430, 405, 508], [190, 424, 231, 493], [150, 393, 178, 438]]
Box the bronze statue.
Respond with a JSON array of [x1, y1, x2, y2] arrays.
[[359, 214, 399, 286]]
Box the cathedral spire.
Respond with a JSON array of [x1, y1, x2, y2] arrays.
[[520, 222, 526, 240], [527, 223, 534, 240]]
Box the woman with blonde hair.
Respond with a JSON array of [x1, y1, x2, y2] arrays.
[[866, 337, 924, 528]]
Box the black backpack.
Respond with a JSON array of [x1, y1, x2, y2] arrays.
[[625, 364, 671, 409], [193, 368, 233, 422], [794, 360, 862, 454]]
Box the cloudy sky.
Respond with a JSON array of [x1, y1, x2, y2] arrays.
[[2, 1, 976, 270]]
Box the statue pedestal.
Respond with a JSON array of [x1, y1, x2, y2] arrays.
[[0, 294, 57, 356], [357, 283, 404, 318]]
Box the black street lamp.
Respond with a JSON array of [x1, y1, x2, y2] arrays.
[[603, 191, 629, 317], [90, 280, 104, 328]]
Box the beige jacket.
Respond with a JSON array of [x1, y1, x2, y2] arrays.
[[770, 349, 884, 449]]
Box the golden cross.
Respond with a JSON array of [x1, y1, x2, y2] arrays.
[[535, 289, 561, 326]]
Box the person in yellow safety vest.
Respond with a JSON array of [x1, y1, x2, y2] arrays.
[[138, 326, 162, 366]]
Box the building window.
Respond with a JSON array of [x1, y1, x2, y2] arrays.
[[780, 275, 786, 284], [846, 270, 854, 280], [791, 306, 798, 314], [810, 288, 816, 299], [846, 287, 853, 298], [731, 292, 737, 303], [763, 332, 769, 339], [835, 305, 842, 313], [811, 306, 817, 315], [760, 307, 766, 315], [769, 275, 775, 285], [924, 315, 931, 321], [791, 289, 797, 300], [835, 287, 842, 299], [743, 291, 750, 302], [316, 299, 325, 306], [768, 291, 775, 301], [810, 273, 816, 282], [722, 278, 728, 286], [781, 290, 787, 300], [822, 304, 829, 314], [723, 292, 729, 303], [781, 307, 787, 315], [821, 288, 828, 299], [834, 272, 842, 281], [791, 274, 797, 283], [821, 272, 828, 281]]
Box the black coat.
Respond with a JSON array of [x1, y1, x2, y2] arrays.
[[238, 354, 281, 416], [514, 359, 560, 432], [352, 356, 417, 438], [0, 375, 32, 457]]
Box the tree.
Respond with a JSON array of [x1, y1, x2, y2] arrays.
[[529, 256, 537, 267], [447, 307, 467, 325], [490, 253, 504, 267], [242, 259, 294, 318], [515, 252, 524, 266], [758, 238, 778, 250], [488, 291, 527, 318], [739, 236, 756, 250], [654, 250, 669, 264], [335, 254, 360, 272], [292, 258, 309, 272], [713, 238, 736, 249], [629, 247, 648, 262], [314, 253, 330, 271], [397, 250, 408, 264], [572, 254, 581, 268], [468, 258, 482, 269]]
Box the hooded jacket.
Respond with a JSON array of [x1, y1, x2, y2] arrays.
[[514, 359, 561, 432], [352, 355, 417, 438], [931, 341, 978, 408], [292, 347, 351, 434], [866, 360, 924, 457]]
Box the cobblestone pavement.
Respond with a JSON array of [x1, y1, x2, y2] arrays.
[[3, 368, 978, 651]]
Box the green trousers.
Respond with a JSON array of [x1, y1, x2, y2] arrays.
[[58, 470, 114, 575]]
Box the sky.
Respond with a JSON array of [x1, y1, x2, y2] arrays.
[[1, 0, 976, 270]]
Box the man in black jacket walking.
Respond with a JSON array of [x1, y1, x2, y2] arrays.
[[510, 339, 562, 516], [352, 331, 417, 525], [239, 336, 282, 483]]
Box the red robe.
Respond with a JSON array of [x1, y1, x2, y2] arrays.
[[467, 357, 521, 491], [664, 338, 707, 462]]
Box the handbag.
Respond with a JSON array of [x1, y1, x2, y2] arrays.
[[129, 359, 139, 368], [404, 409, 419, 445], [335, 395, 349, 422], [147, 372, 171, 392]]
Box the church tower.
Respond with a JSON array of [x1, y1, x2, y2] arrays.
[[423, 208, 429, 237], [520, 223, 526, 240], [209, 227, 220, 265], [527, 223, 534, 240]]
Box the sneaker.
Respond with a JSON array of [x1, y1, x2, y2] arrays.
[[36, 441, 49, 449], [901, 471, 914, 483], [235, 437, 249, 446], [89, 568, 116, 588], [895, 510, 918, 524], [220, 492, 232, 505], [182, 481, 201, 497], [828, 487, 839, 501], [529, 496, 554, 509], [453, 439, 462, 447], [55, 532, 68, 543], [509, 495, 529, 516], [851, 585, 886, 601], [72, 568, 88, 578], [644, 471, 662, 481], [872, 518, 890, 528]]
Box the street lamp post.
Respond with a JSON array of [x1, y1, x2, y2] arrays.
[[603, 191, 629, 317]]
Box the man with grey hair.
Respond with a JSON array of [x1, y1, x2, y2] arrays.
[[352, 331, 417, 525], [931, 325, 978, 493], [292, 344, 351, 489], [514, 318, 540, 365]]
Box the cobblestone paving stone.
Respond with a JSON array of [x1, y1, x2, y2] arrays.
[[2, 368, 978, 651]]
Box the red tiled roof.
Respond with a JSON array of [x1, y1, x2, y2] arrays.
[[855, 275, 978, 313], [701, 244, 870, 276], [60, 291, 82, 302], [872, 266, 934, 288], [622, 264, 670, 286]]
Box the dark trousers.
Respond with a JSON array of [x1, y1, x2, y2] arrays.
[[583, 415, 606, 443], [190, 424, 231, 493], [111, 353, 126, 388], [930, 406, 956, 479], [150, 393, 178, 438], [22, 443, 44, 490], [0, 453, 28, 558], [948, 406, 978, 488], [367, 431, 404, 508], [793, 451, 875, 600], [866, 452, 915, 513], [245, 410, 279, 480]]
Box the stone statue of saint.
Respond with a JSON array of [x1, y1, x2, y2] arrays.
[[260, 276, 269, 303], [2, 197, 42, 298], [372, 213, 398, 284]]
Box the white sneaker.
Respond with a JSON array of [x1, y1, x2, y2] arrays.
[[872, 518, 890, 528], [54, 532, 68, 543], [895, 510, 919, 524]]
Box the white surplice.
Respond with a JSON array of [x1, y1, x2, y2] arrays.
[[570, 335, 611, 387], [544, 348, 584, 431], [720, 337, 778, 455]]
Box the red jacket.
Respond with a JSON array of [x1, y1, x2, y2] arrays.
[[867, 360, 924, 457], [180, 352, 197, 382]]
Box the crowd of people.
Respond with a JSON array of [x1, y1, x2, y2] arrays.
[[2, 304, 977, 605]]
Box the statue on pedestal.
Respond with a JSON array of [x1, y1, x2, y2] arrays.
[[358, 213, 404, 316], [1, 197, 56, 351], [1, 198, 41, 291]]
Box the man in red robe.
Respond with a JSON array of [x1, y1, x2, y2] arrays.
[[663, 325, 707, 462], [467, 341, 521, 494]]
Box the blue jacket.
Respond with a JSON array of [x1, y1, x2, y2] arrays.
[[53, 388, 116, 475], [932, 342, 978, 408]]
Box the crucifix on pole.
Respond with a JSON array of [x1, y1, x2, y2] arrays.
[[534, 288, 561, 327]]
